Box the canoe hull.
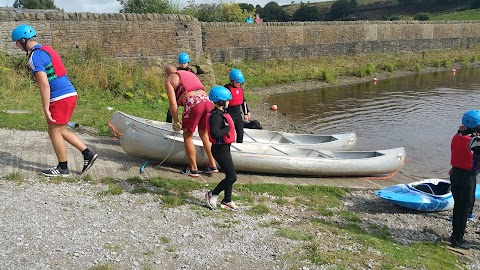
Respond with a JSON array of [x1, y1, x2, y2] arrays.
[[109, 111, 357, 150], [375, 178, 480, 211], [120, 122, 406, 177]]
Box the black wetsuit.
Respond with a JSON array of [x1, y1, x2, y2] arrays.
[[209, 107, 237, 202], [450, 129, 480, 245], [225, 84, 249, 143]]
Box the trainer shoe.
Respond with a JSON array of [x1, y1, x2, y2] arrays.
[[180, 166, 200, 178], [468, 213, 475, 223], [220, 201, 238, 211], [450, 238, 470, 249], [82, 153, 98, 174], [42, 166, 70, 177], [205, 190, 218, 210], [204, 166, 219, 176]]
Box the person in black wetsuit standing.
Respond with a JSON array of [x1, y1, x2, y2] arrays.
[[205, 86, 238, 211]]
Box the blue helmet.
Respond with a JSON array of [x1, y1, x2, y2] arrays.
[[209, 86, 232, 103], [178, 53, 190, 64], [462, 110, 480, 129], [11, 24, 36, 41], [229, 69, 245, 84]]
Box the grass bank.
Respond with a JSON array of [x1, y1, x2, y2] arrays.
[[0, 46, 479, 135]]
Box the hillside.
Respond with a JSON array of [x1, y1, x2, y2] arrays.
[[282, 0, 472, 21]]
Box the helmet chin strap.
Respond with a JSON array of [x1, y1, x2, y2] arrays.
[[20, 38, 29, 55]]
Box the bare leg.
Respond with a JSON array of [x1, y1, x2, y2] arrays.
[[61, 128, 87, 152], [198, 128, 216, 168], [183, 131, 197, 170], [47, 124, 68, 162]]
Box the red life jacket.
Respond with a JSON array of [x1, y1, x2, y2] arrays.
[[451, 134, 474, 171], [225, 84, 244, 107], [175, 70, 204, 105], [207, 111, 236, 144], [31, 45, 67, 82]]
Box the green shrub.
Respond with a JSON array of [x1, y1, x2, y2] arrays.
[[414, 63, 421, 72], [365, 63, 376, 75], [383, 63, 394, 72], [414, 13, 430, 21]]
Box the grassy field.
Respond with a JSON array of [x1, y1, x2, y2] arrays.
[[431, 8, 480, 20]]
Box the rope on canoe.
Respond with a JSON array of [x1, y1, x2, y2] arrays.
[[142, 130, 179, 176], [364, 156, 409, 181], [107, 120, 122, 138]]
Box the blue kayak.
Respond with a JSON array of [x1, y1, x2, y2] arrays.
[[374, 178, 480, 212]]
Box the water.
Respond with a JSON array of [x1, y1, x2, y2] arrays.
[[268, 68, 480, 181]]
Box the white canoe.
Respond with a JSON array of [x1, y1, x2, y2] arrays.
[[108, 111, 357, 150], [120, 122, 406, 177]]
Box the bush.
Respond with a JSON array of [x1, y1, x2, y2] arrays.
[[414, 13, 430, 21], [472, 0, 480, 9]]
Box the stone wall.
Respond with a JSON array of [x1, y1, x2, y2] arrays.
[[201, 21, 480, 62], [0, 9, 203, 65], [1, 9, 480, 64]]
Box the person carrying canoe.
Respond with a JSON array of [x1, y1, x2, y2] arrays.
[[225, 69, 250, 143], [11, 24, 98, 177], [166, 53, 195, 123], [449, 110, 480, 249], [205, 86, 238, 211], [164, 66, 217, 177]]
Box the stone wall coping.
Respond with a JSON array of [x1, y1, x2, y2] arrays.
[[0, 8, 197, 22]]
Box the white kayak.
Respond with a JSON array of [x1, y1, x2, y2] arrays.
[[119, 121, 406, 177], [108, 111, 357, 150]]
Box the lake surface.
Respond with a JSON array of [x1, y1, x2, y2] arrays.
[[267, 68, 480, 182]]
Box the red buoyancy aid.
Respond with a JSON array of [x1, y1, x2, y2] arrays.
[[451, 134, 475, 171], [207, 111, 236, 145], [225, 84, 244, 107], [175, 70, 204, 105], [33, 45, 67, 82]]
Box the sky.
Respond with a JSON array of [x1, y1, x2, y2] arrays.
[[0, 0, 329, 13]]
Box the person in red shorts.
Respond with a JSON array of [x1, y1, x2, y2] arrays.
[[11, 24, 98, 177], [164, 66, 217, 177]]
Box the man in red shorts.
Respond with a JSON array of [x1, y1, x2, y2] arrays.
[[164, 66, 217, 177], [11, 24, 98, 177]]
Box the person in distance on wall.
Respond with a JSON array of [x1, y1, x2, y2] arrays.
[[224, 69, 250, 143], [166, 52, 196, 123], [164, 65, 217, 177], [254, 14, 263, 23], [11, 24, 98, 177], [245, 14, 254, 23]]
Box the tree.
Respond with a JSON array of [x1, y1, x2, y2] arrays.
[[473, 0, 480, 9], [118, 0, 172, 14], [350, 0, 358, 9], [329, 0, 352, 20], [292, 4, 323, 21], [238, 3, 254, 12], [255, 5, 264, 18], [262, 2, 289, 22], [13, 0, 57, 9]]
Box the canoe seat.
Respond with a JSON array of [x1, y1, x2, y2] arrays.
[[415, 183, 435, 195]]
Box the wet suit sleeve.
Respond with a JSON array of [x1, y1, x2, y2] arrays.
[[209, 111, 230, 139]]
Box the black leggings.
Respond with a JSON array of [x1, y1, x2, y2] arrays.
[[211, 144, 237, 202], [450, 167, 477, 242]]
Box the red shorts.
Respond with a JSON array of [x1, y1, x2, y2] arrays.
[[48, 95, 78, 125], [182, 94, 213, 134]]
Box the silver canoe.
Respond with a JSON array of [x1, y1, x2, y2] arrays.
[[120, 122, 406, 177], [108, 111, 357, 150]]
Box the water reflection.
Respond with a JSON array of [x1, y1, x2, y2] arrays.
[[268, 68, 480, 180]]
